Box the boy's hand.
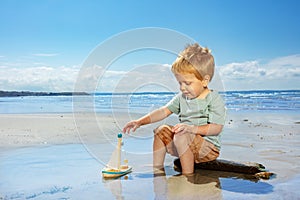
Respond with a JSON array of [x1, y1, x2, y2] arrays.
[[172, 123, 194, 135], [123, 120, 140, 134]]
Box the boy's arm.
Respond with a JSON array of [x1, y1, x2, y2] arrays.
[[172, 123, 223, 136], [123, 106, 172, 133], [193, 123, 223, 136], [138, 106, 172, 125]]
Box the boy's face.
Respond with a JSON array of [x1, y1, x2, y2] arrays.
[[174, 73, 207, 99]]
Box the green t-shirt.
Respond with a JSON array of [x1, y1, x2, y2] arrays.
[[166, 90, 226, 150]]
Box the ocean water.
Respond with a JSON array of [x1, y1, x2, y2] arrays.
[[0, 90, 299, 114]]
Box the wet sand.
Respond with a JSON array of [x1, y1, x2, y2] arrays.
[[0, 111, 299, 199]]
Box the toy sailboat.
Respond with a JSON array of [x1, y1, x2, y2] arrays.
[[102, 133, 132, 178]]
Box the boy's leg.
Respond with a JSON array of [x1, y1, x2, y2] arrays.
[[153, 134, 166, 169], [173, 133, 195, 174], [153, 125, 175, 169]]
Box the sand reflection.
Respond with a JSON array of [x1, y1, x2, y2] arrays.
[[152, 167, 273, 199]]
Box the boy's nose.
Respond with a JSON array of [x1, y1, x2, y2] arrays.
[[180, 85, 185, 92], [180, 84, 187, 92]]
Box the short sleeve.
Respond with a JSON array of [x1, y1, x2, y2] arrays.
[[166, 93, 181, 114], [207, 92, 226, 125]]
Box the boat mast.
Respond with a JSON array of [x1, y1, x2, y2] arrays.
[[117, 133, 122, 170]]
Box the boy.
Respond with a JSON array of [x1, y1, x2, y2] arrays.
[[123, 43, 226, 174]]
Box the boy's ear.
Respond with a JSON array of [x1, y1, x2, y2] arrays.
[[202, 75, 210, 87], [204, 75, 210, 81]]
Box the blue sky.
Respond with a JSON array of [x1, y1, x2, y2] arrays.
[[0, 0, 299, 92]]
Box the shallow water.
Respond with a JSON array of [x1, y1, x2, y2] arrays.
[[1, 144, 299, 199]]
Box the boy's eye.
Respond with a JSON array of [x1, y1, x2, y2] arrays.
[[178, 81, 192, 86]]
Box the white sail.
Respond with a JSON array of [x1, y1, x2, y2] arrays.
[[106, 146, 119, 169]]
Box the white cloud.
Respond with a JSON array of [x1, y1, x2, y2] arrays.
[[0, 65, 79, 91], [267, 54, 300, 67], [0, 54, 299, 92], [97, 64, 178, 92], [75, 65, 105, 92], [263, 54, 300, 79], [217, 54, 300, 90], [0, 63, 176, 92], [218, 61, 264, 79]]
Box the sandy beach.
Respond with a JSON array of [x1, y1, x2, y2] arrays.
[[0, 111, 299, 199]]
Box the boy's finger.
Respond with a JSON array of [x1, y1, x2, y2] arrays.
[[132, 124, 139, 132], [173, 125, 180, 132], [172, 124, 181, 131], [124, 127, 131, 134]]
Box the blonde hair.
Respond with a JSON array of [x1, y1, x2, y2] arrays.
[[171, 43, 215, 81]]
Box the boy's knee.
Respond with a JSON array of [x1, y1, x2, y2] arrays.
[[154, 125, 172, 134], [173, 133, 193, 148], [154, 125, 174, 146], [173, 134, 183, 146]]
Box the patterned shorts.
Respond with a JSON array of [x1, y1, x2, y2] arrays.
[[154, 124, 219, 163]]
